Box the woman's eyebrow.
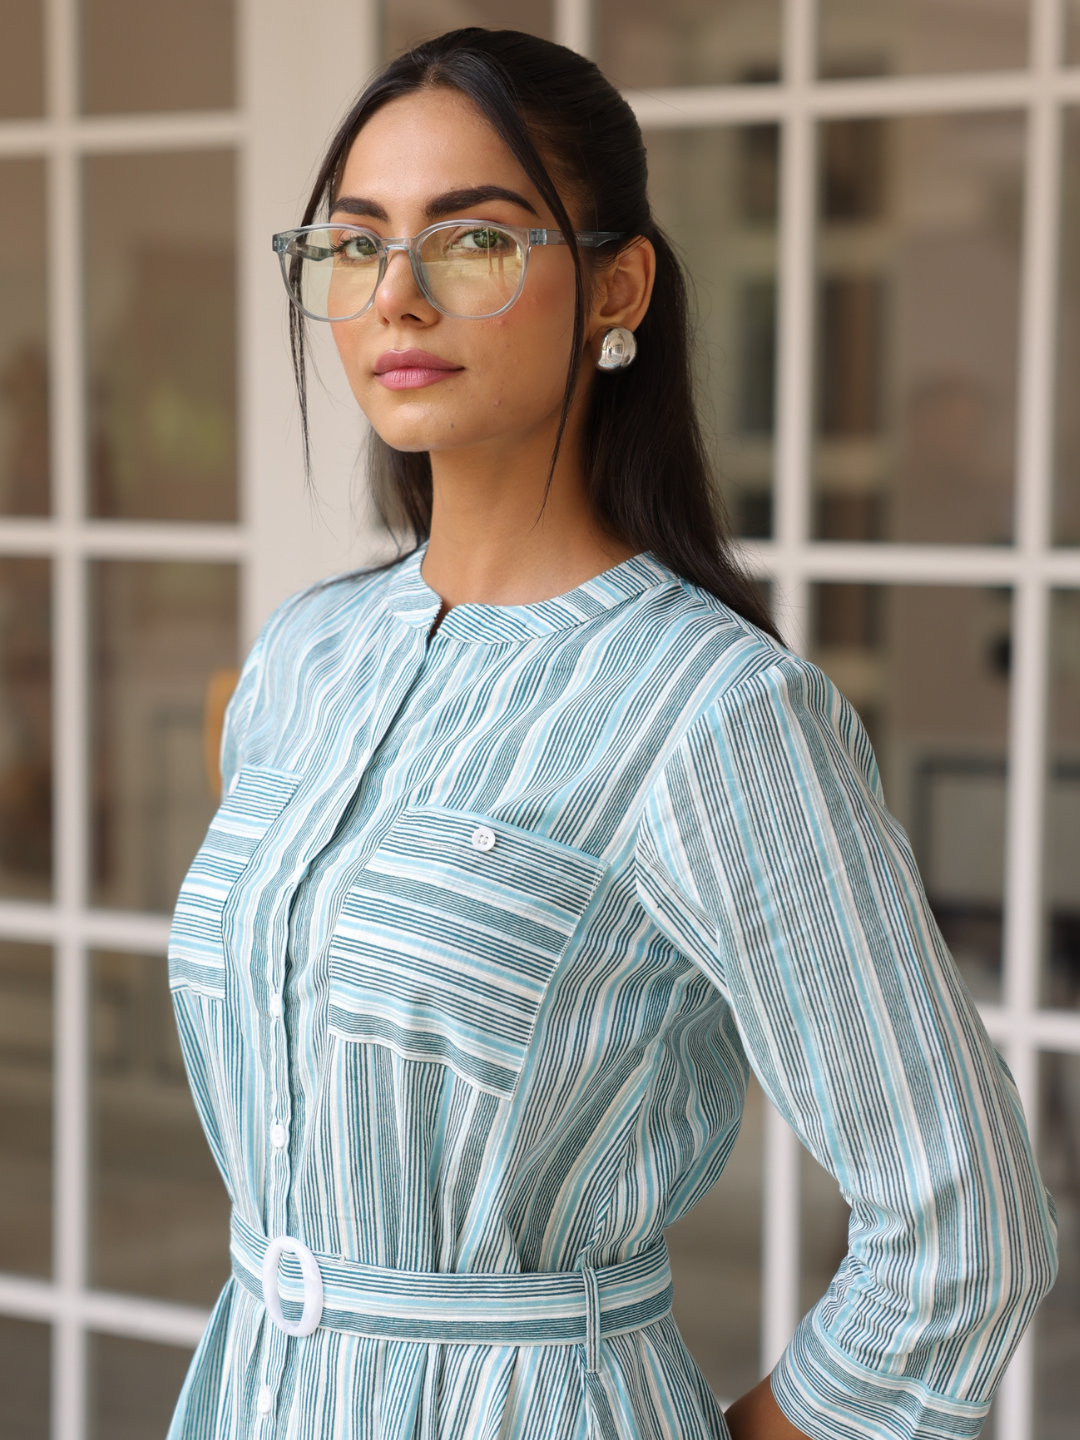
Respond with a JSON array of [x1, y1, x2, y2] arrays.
[[424, 186, 539, 219], [330, 186, 540, 222], [331, 196, 390, 220]]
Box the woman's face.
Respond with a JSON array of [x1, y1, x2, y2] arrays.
[[328, 87, 594, 458]]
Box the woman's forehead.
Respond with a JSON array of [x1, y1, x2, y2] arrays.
[[339, 89, 542, 209]]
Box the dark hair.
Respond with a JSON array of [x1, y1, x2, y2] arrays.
[[292, 27, 780, 641]]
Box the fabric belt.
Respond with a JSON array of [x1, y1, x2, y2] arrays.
[[230, 1209, 673, 1350]]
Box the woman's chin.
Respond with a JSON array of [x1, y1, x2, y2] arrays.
[[370, 415, 511, 456]]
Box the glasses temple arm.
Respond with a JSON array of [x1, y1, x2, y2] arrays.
[[529, 229, 625, 247]]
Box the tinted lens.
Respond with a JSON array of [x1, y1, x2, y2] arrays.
[[418, 225, 524, 316], [287, 227, 380, 320]]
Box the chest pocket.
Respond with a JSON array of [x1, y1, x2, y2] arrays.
[[327, 807, 608, 1098], [169, 765, 301, 1000]]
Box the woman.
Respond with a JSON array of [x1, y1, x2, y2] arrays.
[[167, 29, 1056, 1440]]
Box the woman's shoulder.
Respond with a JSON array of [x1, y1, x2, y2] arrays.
[[643, 562, 867, 760], [641, 560, 788, 687], [255, 555, 410, 656]]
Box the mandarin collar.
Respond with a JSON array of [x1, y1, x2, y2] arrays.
[[385, 545, 673, 643]]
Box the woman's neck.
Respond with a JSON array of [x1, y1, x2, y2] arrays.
[[419, 425, 636, 609]]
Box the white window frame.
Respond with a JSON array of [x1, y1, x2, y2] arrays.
[[0, 3, 1076, 1439]]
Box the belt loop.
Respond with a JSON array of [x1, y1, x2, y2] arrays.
[[582, 1266, 601, 1374]]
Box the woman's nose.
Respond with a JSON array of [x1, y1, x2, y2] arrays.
[[373, 247, 437, 326]]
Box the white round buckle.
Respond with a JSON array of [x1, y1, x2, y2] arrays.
[[261, 1236, 324, 1337]]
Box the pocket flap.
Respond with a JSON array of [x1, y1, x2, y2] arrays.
[[328, 808, 608, 1096]]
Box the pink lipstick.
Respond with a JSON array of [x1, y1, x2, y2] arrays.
[[374, 349, 463, 390]]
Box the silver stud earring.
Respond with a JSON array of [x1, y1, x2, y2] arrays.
[[595, 326, 637, 371]]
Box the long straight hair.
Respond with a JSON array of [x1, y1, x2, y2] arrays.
[[292, 28, 780, 641]]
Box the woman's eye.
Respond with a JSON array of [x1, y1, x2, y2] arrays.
[[337, 235, 378, 261], [454, 228, 511, 252]]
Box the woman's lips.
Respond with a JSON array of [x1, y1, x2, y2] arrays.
[[374, 348, 463, 390]]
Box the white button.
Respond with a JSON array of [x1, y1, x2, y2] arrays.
[[268, 992, 283, 1018], [471, 825, 496, 852], [270, 1121, 287, 1149], [257, 1386, 273, 1415]]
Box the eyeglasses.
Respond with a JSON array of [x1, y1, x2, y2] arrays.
[[272, 220, 623, 322]]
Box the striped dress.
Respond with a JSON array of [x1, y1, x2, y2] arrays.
[[166, 549, 1057, 1440]]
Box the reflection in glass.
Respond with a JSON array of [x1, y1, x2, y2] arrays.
[[90, 562, 237, 913], [0, 559, 51, 900], [810, 584, 1012, 1003], [1055, 111, 1080, 545], [666, 1074, 763, 1404], [646, 126, 780, 537], [381, 1, 552, 60], [91, 951, 229, 1303], [596, 0, 781, 89], [818, 0, 1029, 78], [814, 111, 1024, 544], [0, 161, 49, 515], [1043, 592, 1080, 1010], [90, 1333, 193, 1440], [0, 943, 51, 1279], [800, 1147, 849, 1316], [0, 0, 44, 119], [0, 1315, 49, 1440], [1036, 1052, 1080, 1439], [80, 0, 234, 115], [85, 151, 237, 521]]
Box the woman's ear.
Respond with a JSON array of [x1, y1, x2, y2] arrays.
[[587, 238, 656, 347]]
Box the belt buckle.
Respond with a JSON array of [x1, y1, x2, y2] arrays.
[[261, 1236, 324, 1337]]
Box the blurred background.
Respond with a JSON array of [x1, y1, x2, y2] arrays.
[[0, 1, 1077, 1437]]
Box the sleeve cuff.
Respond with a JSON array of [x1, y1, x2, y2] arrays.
[[770, 1313, 990, 1440]]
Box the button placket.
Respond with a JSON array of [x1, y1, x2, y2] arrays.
[[255, 1321, 289, 1434]]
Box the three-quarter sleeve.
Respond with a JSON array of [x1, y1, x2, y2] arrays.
[[635, 652, 1057, 1440]]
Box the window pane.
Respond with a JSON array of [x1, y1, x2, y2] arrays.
[[91, 950, 229, 1303], [0, 558, 52, 900], [85, 151, 237, 521], [596, 0, 781, 89], [80, 0, 235, 115], [814, 112, 1024, 544], [1043, 591, 1080, 1010], [646, 126, 780, 538], [810, 585, 1012, 1004], [0, 1, 44, 118], [1035, 1051, 1080, 1439], [666, 1073, 764, 1404], [0, 160, 49, 516], [818, 0, 1029, 78], [1055, 109, 1080, 545], [89, 1334, 193, 1440], [90, 561, 237, 912], [0, 1316, 49, 1440], [381, 1, 553, 60], [0, 943, 52, 1278]]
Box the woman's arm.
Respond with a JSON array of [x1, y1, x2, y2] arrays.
[[726, 1377, 810, 1440], [636, 651, 1058, 1440]]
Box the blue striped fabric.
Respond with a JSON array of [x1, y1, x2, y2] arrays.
[[167, 549, 1057, 1440]]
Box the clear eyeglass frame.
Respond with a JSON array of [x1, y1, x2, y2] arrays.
[[271, 219, 624, 322]]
